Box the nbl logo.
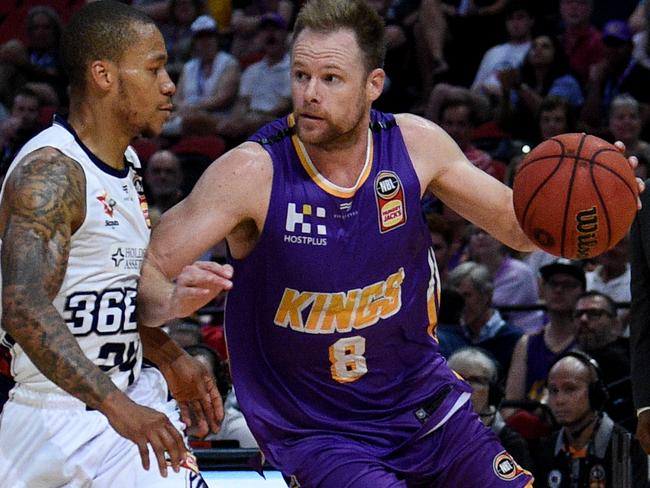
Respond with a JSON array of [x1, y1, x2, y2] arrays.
[[492, 451, 524, 481], [284, 202, 328, 246]]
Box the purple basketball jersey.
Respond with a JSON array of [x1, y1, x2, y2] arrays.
[[225, 111, 471, 470]]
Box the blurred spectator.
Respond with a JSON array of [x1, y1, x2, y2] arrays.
[[201, 13, 291, 143], [0, 87, 44, 181], [632, 0, 650, 71], [585, 234, 631, 325], [466, 225, 543, 332], [533, 353, 649, 487], [425, 212, 454, 281], [0, 6, 67, 104], [438, 97, 507, 181], [229, 0, 294, 63], [144, 150, 185, 223], [581, 19, 650, 133], [498, 34, 583, 143], [368, 0, 417, 113], [591, 0, 639, 30], [447, 261, 524, 375], [557, 0, 603, 84], [505, 259, 585, 407], [448, 347, 534, 471], [441, 0, 510, 87], [412, 0, 448, 103], [505, 95, 578, 188], [630, 0, 649, 34], [605, 94, 650, 163], [573, 291, 635, 430], [158, 0, 204, 81], [164, 14, 240, 136], [471, 0, 534, 102]]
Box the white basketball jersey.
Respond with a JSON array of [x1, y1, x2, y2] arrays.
[[0, 115, 151, 394]]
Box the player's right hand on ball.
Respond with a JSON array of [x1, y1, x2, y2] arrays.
[[99, 391, 187, 477]]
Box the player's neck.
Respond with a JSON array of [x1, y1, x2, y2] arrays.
[[67, 107, 131, 171], [303, 126, 370, 188]]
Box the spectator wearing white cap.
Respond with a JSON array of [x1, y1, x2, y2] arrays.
[[172, 15, 240, 124]]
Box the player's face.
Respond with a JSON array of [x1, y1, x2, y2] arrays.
[[115, 23, 175, 138], [547, 361, 592, 426], [291, 28, 384, 149]]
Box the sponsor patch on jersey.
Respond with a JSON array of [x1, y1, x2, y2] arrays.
[[132, 174, 152, 229], [109, 244, 145, 271], [374, 171, 406, 233], [283, 202, 327, 246], [97, 191, 116, 218], [492, 451, 523, 481]]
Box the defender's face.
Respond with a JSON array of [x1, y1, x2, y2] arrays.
[[291, 28, 383, 149], [115, 23, 175, 138]]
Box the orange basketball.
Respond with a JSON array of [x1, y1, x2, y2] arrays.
[[512, 133, 638, 259]]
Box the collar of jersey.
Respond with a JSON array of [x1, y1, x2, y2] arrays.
[[288, 113, 373, 198], [54, 114, 130, 178]]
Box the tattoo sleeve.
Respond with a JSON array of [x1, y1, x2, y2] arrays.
[[1, 148, 121, 410]]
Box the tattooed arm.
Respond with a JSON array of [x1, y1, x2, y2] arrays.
[[0, 148, 186, 476], [0, 147, 115, 406]]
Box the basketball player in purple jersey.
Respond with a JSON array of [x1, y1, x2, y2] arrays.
[[138, 0, 642, 486]]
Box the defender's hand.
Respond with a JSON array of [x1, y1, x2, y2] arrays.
[[160, 352, 224, 438], [100, 392, 187, 477], [171, 261, 233, 318]]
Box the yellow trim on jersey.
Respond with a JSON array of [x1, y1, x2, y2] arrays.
[[288, 113, 374, 198], [426, 247, 440, 338]]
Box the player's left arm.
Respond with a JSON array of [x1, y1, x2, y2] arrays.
[[397, 113, 536, 251], [139, 325, 223, 438]]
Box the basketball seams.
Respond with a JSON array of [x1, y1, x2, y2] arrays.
[[559, 133, 586, 257], [588, 163, 613, 250], [518, 149, 567, 228]]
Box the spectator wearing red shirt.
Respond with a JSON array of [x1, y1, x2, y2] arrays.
[[558, 0, 603, 84]]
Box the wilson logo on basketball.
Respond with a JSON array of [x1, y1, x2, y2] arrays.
[[575, 207, 598, 259]]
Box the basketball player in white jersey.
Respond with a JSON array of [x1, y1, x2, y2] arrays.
[[0, 2, 231, 486]]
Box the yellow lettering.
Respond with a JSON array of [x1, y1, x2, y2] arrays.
[[273, 268, 405, 334], [354, 282, 386, 329], [273, 288, 314, 331], [304, 293, 329, 332], [321, 290, 359, 334], [380, 268, 405, 317]]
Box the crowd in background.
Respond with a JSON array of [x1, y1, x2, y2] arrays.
[[0, 0, 648, 484]]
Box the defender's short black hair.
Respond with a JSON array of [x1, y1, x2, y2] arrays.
[[61, 0, 155, 92]]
